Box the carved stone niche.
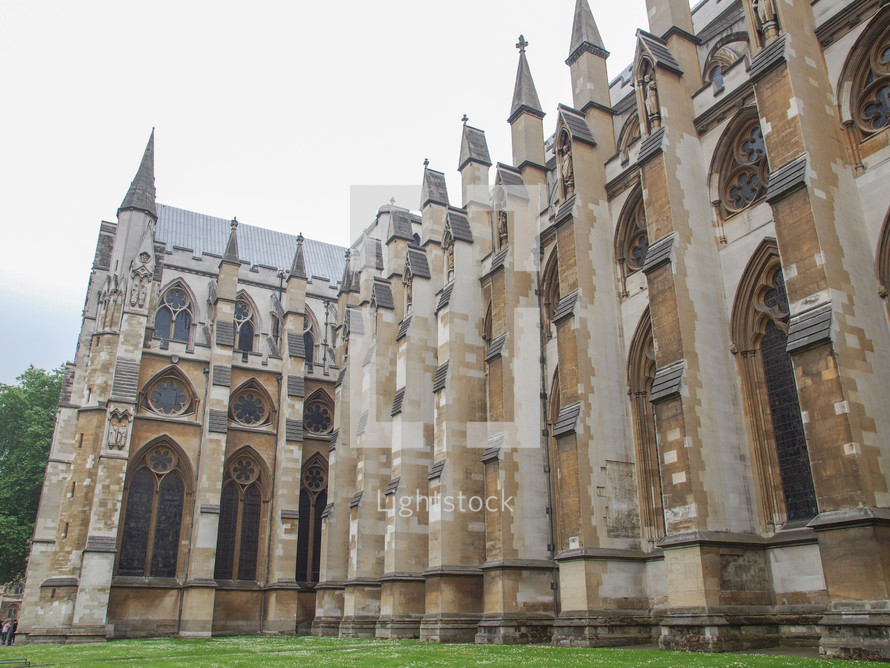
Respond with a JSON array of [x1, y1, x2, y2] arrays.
[[106, 408, 133, 451]]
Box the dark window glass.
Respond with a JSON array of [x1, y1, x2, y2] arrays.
[[761, 321, 818, 521], [238, 484, 262, 580], [172, 310, 191, 342], [231, 391, 266, 425], [304, 402, 332, 434], [150, 380, 188, 415], [118, 469, 153, 576], [237, 321, 254, 353], [304, 332, 314, 365], [150, 473, 184, 577], [154, 308, 172, 340], [214, 483, 239, 579], [312, 489, 326, 582], [296, 488, 311, 582]]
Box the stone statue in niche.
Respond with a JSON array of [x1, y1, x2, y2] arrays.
[[444, 235, 455, 281], [557, 131, 574, 198], [107, 412, 130, 450], [497, 210, 508, 247], [752, 0, 779, 44], [405, 274, 414, 311], [643, 74, 661, 130]]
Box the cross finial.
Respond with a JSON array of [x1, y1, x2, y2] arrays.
[[423, 157, 430, 167], [296, 232, 304, 244], [516, 35, 528, 53], [390, 197, 396, 207], [231, 217, 238, 231], [461, 114, 469, 125]]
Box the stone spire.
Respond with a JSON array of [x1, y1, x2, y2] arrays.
[[222, 217, 240, 264], [290, 233, 308, 280], [119, 129, 157, 219], [567, 0, 609, 65], [509, 35, 544, 124]]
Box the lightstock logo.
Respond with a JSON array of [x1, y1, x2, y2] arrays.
[[377, 488, 515, 518], [347, 180, 552, 459]]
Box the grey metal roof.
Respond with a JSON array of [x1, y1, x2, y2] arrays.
[[446, 209, 474, 243], [436, 282, 455, 313], [786, 303, 832, 353], [391, 387, 406, 416], [638, 127, 666, 164], [372, 278, 395, 310], [407, 248, 431, 279], [749, 34, 787, 81], [389, 207, 414, 241], [641, 233, 673, 274], [433, 362, 449, 393], [553, 402, 582, 437], [496, 163, 525, 189], [156, 204, 347, 283], [485, 333, 507, 362], [766, 153, 807, 204], [553, 291, 579, 324], [396, 314, 412, 341], [421, 168, 450, 208], [650, 360, 685, 403]]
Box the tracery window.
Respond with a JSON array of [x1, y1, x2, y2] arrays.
[[214, 451, 265, 581], [229, 382, 272, 427], [541, 251, 560, 337], [117, 441, 191, 578], [732, 241, 818, 528], [720, 119, 769, 215], [296, 454, 328, 582], [852, 22, 890, 135], [234, 297, 255, 353], [616, 189, 649, 274], [303, 389, 334, 435], [154, 286, 192, 343], [142, 370, 196, 418]]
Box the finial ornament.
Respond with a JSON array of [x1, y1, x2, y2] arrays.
[[297, 232, 304, 244], [231, 217, 239, 231], [423, 157, 430, 167], [461, 114, 469, 125], [516, 35, 528, 53], [390, 197, 396, 206]]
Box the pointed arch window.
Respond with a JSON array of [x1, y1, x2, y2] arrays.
[[616, 188, 649, 275], [303, 389, 334, 436], [541, 251, 560, 337], [117, 441, 191, 578], [142, 369, 197, 418], [229, 381, 273, 427], [234, 298, 255, 353], [214, 451, 266, 581], [627, 310, 665, 544], [732, 243, 818, 526], [296, 454, 328, 583], [154, 286, 193, 343], [718, 117, 769, 216]]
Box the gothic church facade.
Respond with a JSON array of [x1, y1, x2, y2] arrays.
[[19, 0, 890, 659]]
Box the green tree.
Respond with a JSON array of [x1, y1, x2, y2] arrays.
[[0, 365, 64, 583]]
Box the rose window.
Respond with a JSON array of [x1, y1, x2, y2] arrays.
[[165, 290, 187, 310], [148, 447, 176, 474], [231, 391, 267, 426], [304, 402, 332, 434], [148, 379, 189, 416], [721, 122, 769, 214], [303, 466, 326, 492], [231, 457, 258, 485]]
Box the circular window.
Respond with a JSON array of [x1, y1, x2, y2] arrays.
[[231, 390, 268, 426], [304, 402, 332, 434], [230, 457, 258, 485], [302, 465, 326, 492], [148, 446, 177, 474], [148, 378, 189, 416]]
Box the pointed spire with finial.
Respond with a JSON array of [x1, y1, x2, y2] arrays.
[[509, 35, 544, 124], [290, 233, 308, 280], [119, 128, 157, 219], [222, 217, 240, 264], [567, 0, 609, 66]]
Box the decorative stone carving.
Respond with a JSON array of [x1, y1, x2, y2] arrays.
[[643, 73, 661, 130], [752, 0, 779, 45], [106, 409, 132, 450], [557, 130, 575, 198]]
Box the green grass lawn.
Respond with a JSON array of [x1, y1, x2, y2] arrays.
[[0, 636, 883, 667]]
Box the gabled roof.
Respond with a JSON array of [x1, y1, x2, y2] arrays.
[[495, 164, 529, 201], [421, 166, 449, 208], [567, 0, 609, 66], [445, 209, 473, 243], [558, 105, 597, 146], [459, 124, 492, 171], [119, 129, 157, 219], [636, 30, 683, 75], [406, 248, 431, 279], [388, 207, 414, 242]]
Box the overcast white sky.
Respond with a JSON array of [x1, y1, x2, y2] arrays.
[[0, 0, 655, 384]]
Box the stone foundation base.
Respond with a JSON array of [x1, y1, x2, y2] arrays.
[[819, 611, 890, 661], [338, 615, 379, 638], [21, 625, 108, 644], [475, 614, 553, 644], [552, 612, 655, 647], [311, 616, 343, 637], [659, 614, 778, 652], [420, 614, 483, 643], [375, 615, 422, 639]]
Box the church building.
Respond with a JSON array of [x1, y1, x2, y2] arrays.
[[19, 0, 890, 660]]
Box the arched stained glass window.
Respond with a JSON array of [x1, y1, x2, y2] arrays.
[[117, 442, 190, 578], [296, 455, 327, 583], [303, 390, 334, 435], [154, 287, 193, 344], [214, 452, 265, 581], [143, 370, 196, 418], [234, 298, 255, 353]]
